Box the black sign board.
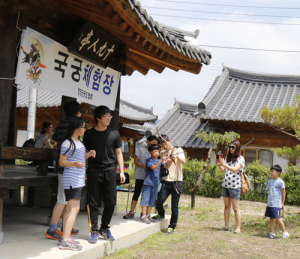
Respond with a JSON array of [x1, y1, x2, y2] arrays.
[[68, 21, 121, 68]]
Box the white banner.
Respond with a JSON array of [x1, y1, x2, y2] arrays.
[[15, 27, 121, 110]]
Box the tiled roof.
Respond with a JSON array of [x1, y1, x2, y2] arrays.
[[201, 66, 300, 123], [145, 99, 211, 149], [126, 0, 212, 64], [17, 86, 157, 123], [122, 122, 155, 134]]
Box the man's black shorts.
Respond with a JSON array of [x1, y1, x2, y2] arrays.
[[64, 187, 85, 201]]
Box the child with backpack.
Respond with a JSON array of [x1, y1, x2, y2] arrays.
[[140, 144, 168, 224], [58, 117, 96, 250], [265, 165, 289, 239]]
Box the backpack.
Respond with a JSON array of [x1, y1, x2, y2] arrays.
[[22, 138, 35, 148], [240, 171, 251, 195]]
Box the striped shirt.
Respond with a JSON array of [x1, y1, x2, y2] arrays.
[[61, 139, 86, 189]]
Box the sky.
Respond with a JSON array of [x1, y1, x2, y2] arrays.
[[120, 0, 300, 119]]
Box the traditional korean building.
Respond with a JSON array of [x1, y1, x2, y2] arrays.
[[16, 86, 157, 159], [198, 65, 300, 167], [144, 98, 212, 160], [0, 0, 212, 244], [153, 66, 300, 168]]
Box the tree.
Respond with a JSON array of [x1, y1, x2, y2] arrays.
[[190, 129, 239, 208], [260, 93, 300, 163]]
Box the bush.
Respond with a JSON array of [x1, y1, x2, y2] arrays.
[[182, 159, 223, 198], [281, 165, 300, 205], [241, 160, 270, 202]]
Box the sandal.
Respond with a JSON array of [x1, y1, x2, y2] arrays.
[[234, 229, 241, 234], [220, 227, 229, 231]]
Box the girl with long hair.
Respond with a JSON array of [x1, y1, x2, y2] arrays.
[[217, 140, 245, 234], [58, 117, 95, 250]]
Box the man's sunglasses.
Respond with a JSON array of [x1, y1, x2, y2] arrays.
[[229, 146, 236, 149]]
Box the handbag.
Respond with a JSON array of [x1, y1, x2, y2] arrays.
[[160, 166, 169, 178], [239, 170, 251, 195]]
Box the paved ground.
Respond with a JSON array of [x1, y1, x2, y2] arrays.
[[1, 205, 169, 259]]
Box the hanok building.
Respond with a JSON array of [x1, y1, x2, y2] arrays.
[[198, 66, 300, 167], [153, 66, 300, 168], [145, 98, 212, 160], [16, 86, 157, 160], [0, 0, 212, 244]]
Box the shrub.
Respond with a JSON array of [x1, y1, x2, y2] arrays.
[[182, 159, 223, 198], [281, 165, 300, 205], [241, 160, 270, 202]]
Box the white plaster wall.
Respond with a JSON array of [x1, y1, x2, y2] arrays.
[[210, 151, 216, 165], [16, 130, 27, 147], [273, 153, 289, 170]]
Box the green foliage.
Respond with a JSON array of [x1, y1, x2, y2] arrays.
[[260, 93, 300, 134], [260, 93, 300, 162], [194, 129, 240, 148], [123, 157, 135, 187], [281, 165, 300, 205], [182, 159, 223, 198], [241, 160, 270, 202], [15, 159, 32, 165], [272, 145, 300, 164]]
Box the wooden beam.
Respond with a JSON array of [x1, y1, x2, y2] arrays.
[[127, 57, 149, 75], [128, 51, 164, 74], [0, 175, 58, 189], [0, 147, 57, 161]]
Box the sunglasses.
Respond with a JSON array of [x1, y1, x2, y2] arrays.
[[229, 146, 236, 149]]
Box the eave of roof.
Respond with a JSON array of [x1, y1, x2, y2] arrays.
[[201, 66, 300, 123], [45, 0, 211, 75], [16, 86, 157, 123]]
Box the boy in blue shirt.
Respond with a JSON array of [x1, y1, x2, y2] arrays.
[[140, 144, 168, 224], [265, 165, 289, 239]]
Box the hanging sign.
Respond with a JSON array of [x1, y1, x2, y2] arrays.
[[15, 27, 121, 110], [68, 21, 121, 68]]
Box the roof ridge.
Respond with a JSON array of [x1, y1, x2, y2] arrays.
[[120, 99, 154, 115], [224, 66, 300, 83]]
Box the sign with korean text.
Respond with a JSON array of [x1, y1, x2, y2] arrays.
[[68, 21, 121, 68], [15, 27, 120, 110]]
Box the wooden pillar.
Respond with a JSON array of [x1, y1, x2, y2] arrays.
[[110, 80, 121, 131], [0, 1, 20, 244]]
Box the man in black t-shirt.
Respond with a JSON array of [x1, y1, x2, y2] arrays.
[[84, 105, 125, 243]]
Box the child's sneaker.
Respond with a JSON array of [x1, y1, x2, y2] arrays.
[[59, 239, 82, 251], [140, 216, 151, 224], [147, 215, 156, 223], [166, 227, 174, 235], [123, 212, 134, 219], [99, 228, 115, 241], [283, 232, 289, 239], [269, 232, 276, 239]]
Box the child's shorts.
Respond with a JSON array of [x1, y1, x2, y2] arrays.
[[64, 186, 85, 201], [265, 206, 281, 218], [140, 185, 159, 207]]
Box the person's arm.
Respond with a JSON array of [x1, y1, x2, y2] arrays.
[[134, 155, 146, 170], [172, 149, 186, 165], [85, 150, 96, 160], [115, 147, 125, 183], [149, 160, 164, 171], [218, 157, 242, 173], [282, 187, 286, 208], [217, 162, 226, 172], [45, 142, 53, 149], [59, 154, 84, 169]]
